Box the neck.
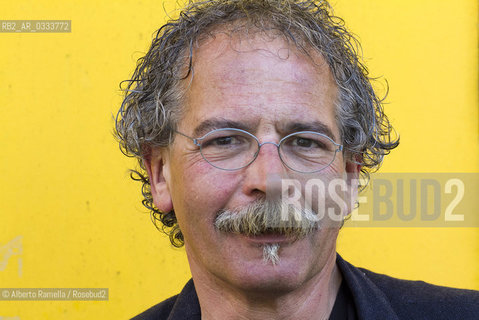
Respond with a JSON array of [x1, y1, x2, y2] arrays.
[[190, 250, 341, 320]]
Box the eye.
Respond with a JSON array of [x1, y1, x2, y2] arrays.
[[293, 137, 314, 148], [202, 135, 246, 148], [213, 136, 238, 145], [291, 137, 325, 149]]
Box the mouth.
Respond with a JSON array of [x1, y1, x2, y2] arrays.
[[238, 230, 295, 244]]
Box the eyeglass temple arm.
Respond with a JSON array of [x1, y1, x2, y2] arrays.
[[174, 130, 201, 146]]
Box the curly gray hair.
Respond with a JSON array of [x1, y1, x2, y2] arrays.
[[115, 0, 399, 247]]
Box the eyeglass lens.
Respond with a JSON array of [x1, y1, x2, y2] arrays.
[[198, 129, 339, 173]]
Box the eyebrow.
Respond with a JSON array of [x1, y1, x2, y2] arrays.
[[282, 122, 337, 141], [192, 118, 338, 141], [193, 119, 254, 137]]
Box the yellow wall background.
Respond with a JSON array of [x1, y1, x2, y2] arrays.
[[0, 0, 477, 318]]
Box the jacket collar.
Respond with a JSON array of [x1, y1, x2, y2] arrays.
[[336, 254, 399, 320], [167, 279, 201, 320]]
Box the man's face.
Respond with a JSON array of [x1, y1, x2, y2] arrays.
[[149, 32, 357, 292]]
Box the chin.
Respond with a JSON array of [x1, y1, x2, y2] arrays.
[[224, 242, 318, 294], [236, 262, 313, 296]]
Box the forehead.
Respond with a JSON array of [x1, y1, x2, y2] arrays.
[[194, 30, 324, 79], [179, 29, 339, 137]]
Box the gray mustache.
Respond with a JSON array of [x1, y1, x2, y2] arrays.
[[214, 199, 319, 239]]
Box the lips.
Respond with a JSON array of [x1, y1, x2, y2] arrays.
[[239, 232, 293, 244]]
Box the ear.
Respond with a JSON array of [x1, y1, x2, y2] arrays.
[[143, 147, 173, 213], [345, 160, 361, 176], [344, 151, 362, 176], [343, 154, 362, 217], [345, 159, 361, 197]]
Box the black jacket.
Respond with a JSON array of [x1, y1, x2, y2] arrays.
[[131, 255, 479, 319]]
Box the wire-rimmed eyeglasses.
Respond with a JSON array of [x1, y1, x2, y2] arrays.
[[175, 128, 343, 173]]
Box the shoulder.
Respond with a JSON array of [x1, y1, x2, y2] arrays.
[[337, 255, 479, 319], [130, 295, 179, 320], [361, 267, 479, 319]]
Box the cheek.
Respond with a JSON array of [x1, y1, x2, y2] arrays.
[[170, 162, 240, 230]]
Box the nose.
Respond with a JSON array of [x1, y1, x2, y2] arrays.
[[241, 141, 285, 197]]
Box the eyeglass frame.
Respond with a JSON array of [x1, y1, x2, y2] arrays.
[[174, 128, 344, 173]]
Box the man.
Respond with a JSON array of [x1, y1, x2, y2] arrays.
[[116, 0, 479, 319]]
